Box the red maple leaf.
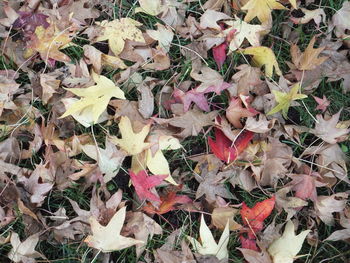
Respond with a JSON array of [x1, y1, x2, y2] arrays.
[[239, 235, 259, 251], [240, 196, 275, 235], [213, 42, 228, 70], [143, 191, 192, 215], [129, 170, 167, 202], [208, 128, 254, 163]]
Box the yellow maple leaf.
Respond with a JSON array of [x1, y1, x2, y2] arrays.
[[60, 71, 125, 125], [131, 135, 181, 185], [267, 83, 307, 118], [224, 17, 265, 51], [242, 46, 282, 77], [290, 36, 328, 70], [187, 215, 230, 260], [84, 206, 143, 252], [268, 220, 310, 263], [25, 25, 73, 63], [135, 0, 165, 16], [242, 0, 287, 24], [289, 0, 297, 8], [110, 116, 151, 156], [96, 18, 145, 56]]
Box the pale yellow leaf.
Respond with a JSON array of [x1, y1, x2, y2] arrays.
[[60, 71, 125, 125], [110, 116, 151, 156], [242, 46, 282, 77], [84, 207, 144, 252], [268, 221, 310, 263], [96, 18, 145, 56]]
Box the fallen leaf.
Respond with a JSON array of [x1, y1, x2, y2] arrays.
[[238, 248, 273, 263], [242, 47, 282, 77], [195, 165, 234, 203], [314, 193, 348, 225], [267, 221, 310, 263], [135, 0, 165, 16], [143, 191, 192, 215], [95, 18, 145, 56], [168, 108, 218, 138], [212, 207, 241, 231], [110, 116, 151, 155], [25, 24, 73, 63], [212, 42, 228, 70], [332, 2, 350, 38], [125, 212, 163, 258], [242, 0, 287, 24], [325, 210, 350, 241], [240, 196, 275, 234], [60, 71, 125, 125], [290, 37, 328, 70], [84, 206, 144, 252], [226, 96, 259, 128], [208, 128, 254, 163], [8, 232, 45, 263], [199, 10, 232, 31], [313, 95, 330, 113], [267, 83, 307, 118], [290, 8, 326, 27], [81, 138, 125, 183], [224, 18, 265, 51], [173, 88, 210, 112], [311, 110, 350, 144], [187, 214, 230, 260], [129, 170, 166, 202]]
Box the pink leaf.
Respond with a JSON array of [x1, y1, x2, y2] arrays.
[[129, 170, 167, 202]]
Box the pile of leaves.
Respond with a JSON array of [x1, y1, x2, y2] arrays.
[[0, 0, 349, 262]]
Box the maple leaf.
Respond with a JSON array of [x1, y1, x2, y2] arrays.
[[129, 170, 167, 202], [168, 108, 218, 138], [267, 83, 307, 118], [332, 1, 350, 38], [143, 191, 192, 215], [212, 207, 241, 231], [311, 110, 350, 144], [187, 214, 230, 260], [60, 71, 125, 125], [287, 173, 324, 202], [314, 193, 348, 225], [325, 210, 350, 241], [84, 206, 144, 252], [226, 96, 259, 128], [25, 24, 73, 63], [17, 168, 53, 206], [95, 18, 145, 56], [268, 221, 310, 263], [239, 248, 273, 263], [125, 212, 163, 258], [242, 47, 282, 77], [224, 18, 265, 51], [8, 232, 45, 263], [12, 11, 49, 37], [208, 128, 254, 163], [81, 139, 125, 183], [290, 37, 328, 70], [212, 42, 228, 70], [135, 0, 166, 16], [313, 95, 330, 113], [240, 196, 275, 234], [195, 165, 234, 203], [173, 88, 210, 112], [110, 116, 151, 155], [242, 0, 287, 24]]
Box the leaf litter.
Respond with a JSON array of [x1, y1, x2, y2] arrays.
[[0, 0, 349, 262]]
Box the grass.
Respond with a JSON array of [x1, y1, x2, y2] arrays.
[[0, 0, 349, 262]]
